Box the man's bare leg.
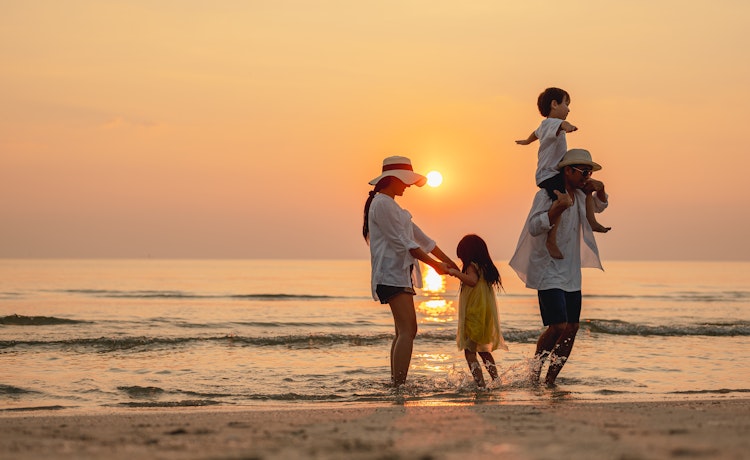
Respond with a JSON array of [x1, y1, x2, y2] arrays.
[[545, 323, 580, 385], [532, 324, 566, 382]]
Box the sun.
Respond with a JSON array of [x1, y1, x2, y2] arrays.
[[426, 171, 443, 187]]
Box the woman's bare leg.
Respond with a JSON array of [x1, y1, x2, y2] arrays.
[[388, 293, 417, 386]]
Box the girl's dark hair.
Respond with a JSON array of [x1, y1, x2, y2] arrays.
[[456, 234, 502, 289], [537, 87, 570, 117], [362, 176, 395, 243]]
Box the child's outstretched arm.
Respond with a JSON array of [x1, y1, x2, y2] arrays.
[[448, 263, 479, 287], [558, 121, 578, 134], [515, 132, 538, 145]]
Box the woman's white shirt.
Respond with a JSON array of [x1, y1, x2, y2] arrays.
[[368, 193, 436, 301]]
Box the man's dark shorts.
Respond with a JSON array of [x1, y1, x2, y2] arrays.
[[376, 284, 416, 304], [537, 289, 582, 325]]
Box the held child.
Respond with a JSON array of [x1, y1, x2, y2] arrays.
[[448, 234, 508, 388], [516, 87, 610, 259]]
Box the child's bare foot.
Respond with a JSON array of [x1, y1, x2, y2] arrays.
[[591, 222, 612, 233], [546, 239, 564, 259]]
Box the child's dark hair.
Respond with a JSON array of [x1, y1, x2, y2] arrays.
[[362, 176, 395, 242], [537, 87, 570, 117], [456, 234, 502, 289]]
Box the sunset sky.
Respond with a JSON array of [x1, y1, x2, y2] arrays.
[[2, 1, 749, 261]]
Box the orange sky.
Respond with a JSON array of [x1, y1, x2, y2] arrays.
[[2, 1, 749, 260]]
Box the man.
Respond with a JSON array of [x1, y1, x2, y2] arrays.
[[509, 148, 608, 385]]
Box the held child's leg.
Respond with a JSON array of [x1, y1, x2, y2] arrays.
[[541, 175, 565, 259], [478, 352, 498, 381], [388, 293, 418, 386], [546, 218, 564, 259], [585, 194, 611, 233], [464, 350, 486, 387]]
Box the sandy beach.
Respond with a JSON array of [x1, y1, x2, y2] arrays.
[[1, 399, 748, 459]]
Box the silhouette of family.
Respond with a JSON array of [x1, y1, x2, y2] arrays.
[[363, 87, 609, 388]]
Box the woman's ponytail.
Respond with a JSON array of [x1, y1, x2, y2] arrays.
[[362, 190, 377, 242], [362, 177, 393, 243]]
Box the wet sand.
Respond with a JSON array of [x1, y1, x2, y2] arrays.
[[1, 399, 749, 459]]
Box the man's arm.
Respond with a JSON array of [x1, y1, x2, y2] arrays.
[[527, 190, 573, 236], [584, 179, 608, 210], [548, 190, 574, 222]]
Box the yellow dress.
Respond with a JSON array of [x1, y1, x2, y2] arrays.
[[457, 264, 508, 352]]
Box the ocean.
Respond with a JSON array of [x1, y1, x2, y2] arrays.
[[1, 259, 749, 411]]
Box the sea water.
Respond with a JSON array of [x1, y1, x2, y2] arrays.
[[1, 259, 749, 411]]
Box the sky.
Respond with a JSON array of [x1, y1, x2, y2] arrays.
[[2, 1, 749, 261]]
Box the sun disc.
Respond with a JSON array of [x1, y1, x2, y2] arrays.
[[426, 171, 443, 187]]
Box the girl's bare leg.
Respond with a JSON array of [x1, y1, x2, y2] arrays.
[[388, 293, 417, 386], [464, 350, 485, 387], [478, 352, 498, 381]]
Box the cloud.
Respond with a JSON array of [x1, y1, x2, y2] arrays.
[[100, 116, 159, 130]]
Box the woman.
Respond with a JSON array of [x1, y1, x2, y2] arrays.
[[363, 156, 458, 386]]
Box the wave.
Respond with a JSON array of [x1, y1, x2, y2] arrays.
[[0, 314, 87, 326], [55, 289, 361, 301], [670, 388, 750, 395], [0, 405, 69, 412], [2, 319, 747, 352], [420, 329, 540, 343], [584, 319, 750, 337], [0, 384, 38, 395], [0, 333, 396, 352], [113, 400, 222, 408], [111, 393, 348, 407], [585, 291, 750, 303]]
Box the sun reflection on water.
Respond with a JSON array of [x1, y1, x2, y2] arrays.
[[416, 264, 455, 322]]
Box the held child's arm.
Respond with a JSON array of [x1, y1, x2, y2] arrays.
[[448, 263, 479, 287], [548, 190, 573, 224], [515, 132, 538, 145], [409, 247, 449, 275], [558, 121, 578, 134]]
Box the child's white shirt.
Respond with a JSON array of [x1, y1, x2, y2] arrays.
[[534, 118, 566, 185]]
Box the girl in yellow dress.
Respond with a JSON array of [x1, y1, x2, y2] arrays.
[[448, 234, 508, 387]]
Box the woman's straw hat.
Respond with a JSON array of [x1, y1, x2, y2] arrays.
[[369, 156, 427, 186]]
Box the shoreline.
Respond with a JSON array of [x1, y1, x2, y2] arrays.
[[2, 398, 749, 459]]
